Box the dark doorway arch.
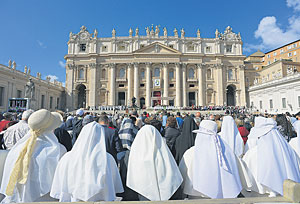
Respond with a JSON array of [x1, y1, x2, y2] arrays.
[[77, 84, 86, 108], [140, 97, 145, 109], [226, 85, 236, 106]]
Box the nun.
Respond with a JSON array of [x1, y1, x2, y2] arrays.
[[243, 117, 300, 197], [50, 121, 124, 202], [173, 116, 198, 164], [126, 125, 183, 201], [179, 120, 242, 199], [0, 109, 67, 203], [289, 120, 300, 156], [219, 115, 244, 157]]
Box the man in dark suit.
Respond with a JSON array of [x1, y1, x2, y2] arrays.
[[98, 115, 123, 163]]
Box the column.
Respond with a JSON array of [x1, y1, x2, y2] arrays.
[[197, 63, 204, 106], [182, 63, 187, 107], [146, 62, 151, 108], [109, 63, 116, 106], [239, 65, 246, 106], [89, 63, 97, 107], [163, 63, 169, 105], [216, 64, 224, 105], [133, 63, 140, 106], [175, 63, 181, 107], [127, 63, 133, 106]]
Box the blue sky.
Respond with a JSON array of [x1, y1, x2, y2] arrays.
[[0, 0, 300, 83]]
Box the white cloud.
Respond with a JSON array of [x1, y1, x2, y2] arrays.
[[287, 0, 300, 11], [37, 40, 47, 48], [58, 60, 66, 68], [46, 75, 58, 82], [245, 1, 300, 54], [62, 82, 66, 87]]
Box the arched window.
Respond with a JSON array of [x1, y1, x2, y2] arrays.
[[140, 69, 145, 79], [79, 68, 84, 79], [119, 68, 125, 78], [188, 68, 195, 79], [207, 69, 212, 80], [154, 67, 160, 77], [228, 69, 233, 80], [101, 69, 106, 79], [169, 69, 174, 79]]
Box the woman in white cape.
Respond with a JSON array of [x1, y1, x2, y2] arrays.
[[126, 125, 183, 201], [50, 121, 124, 202], [179, 120, 242, 199], [243, 117, 300, 197], [219, 115, 244, 157], [0, 109, 67, 203], [289, 120, 300, 156]]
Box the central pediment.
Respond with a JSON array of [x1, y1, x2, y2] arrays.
[[133, 42, 181, 55]]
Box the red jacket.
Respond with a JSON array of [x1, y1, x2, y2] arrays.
[[0, 120, 10, 132]]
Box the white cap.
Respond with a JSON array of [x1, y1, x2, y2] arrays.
[[76, 109, 84, 116], [22, 109, 34, 120]]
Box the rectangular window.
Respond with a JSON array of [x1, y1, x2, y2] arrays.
[[294, 43, 297, 48], [288, 45, 292, 49], [118, 84, 125, 87], [273, 52, 277, 56], [268, 61, 271, 65], [298, 96, 300, 108], [79, 44, 86, 52], [270, 99, 273, 109], [189, 84, 195, 87], [140, 84, 145, 87], [57, 98, 60, 109], [168, 45, 173, 49], [294, 51, 297, 56], [267, 54, 270, 58], [170, 84, 175, 87], [280, 49, 284, 54], [226, 45, 232, 53], [17, 90, 22, 98], [282, 98, 287, 109], [50, 96, 53, 109], [260, 101, 262, 109], [251, 101, 254, 108], [41, 95, 45, 108], [205, 46, 212, 53], [0, 87, 4, 106], [288, 53, 292, 57]]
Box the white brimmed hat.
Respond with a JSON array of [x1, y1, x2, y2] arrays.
[[28, 109, 63, 132]]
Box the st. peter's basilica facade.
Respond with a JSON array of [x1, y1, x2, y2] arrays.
[[64, 25, 246, 110]]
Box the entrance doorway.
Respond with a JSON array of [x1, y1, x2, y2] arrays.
[[188, 92, 196, 106], [226, 85, 236, 106], [77, 84, 86, 108], [152, 91, 161, 106], [118, 92, 125, 105], [140, 97, 145, 109]]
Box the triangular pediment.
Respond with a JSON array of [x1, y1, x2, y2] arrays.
[[133, 42, 181, 54]]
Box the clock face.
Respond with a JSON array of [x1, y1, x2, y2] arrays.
[[80, 33, 87, 39]]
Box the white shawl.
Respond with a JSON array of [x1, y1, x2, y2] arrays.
[[0, 130, 66, 203], [192, 120, 242, 199], [219, 116, 244, 157], [126, 125, 183, 201], [244, 117, 300, 195], [289, 120, 300, 157], [50, 121, 123, 202], [3, 120, 30, 150]]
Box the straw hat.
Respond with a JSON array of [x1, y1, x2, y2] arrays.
[[28, 109, 62, 132]]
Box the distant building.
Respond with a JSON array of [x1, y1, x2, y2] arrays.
[[246, 40, 300, 113], [64, 25, 246, 110], [0, 62, 65, 112]]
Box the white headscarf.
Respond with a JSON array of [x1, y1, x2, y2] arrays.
[[290, 120, 300, 156], [126, 125, 183, 201], [50, 121, 123, 202], [192, 120, 242, 199], [219, 116, 244, 157], [0, 129, 66, 203], [245, 117, 300, 195]]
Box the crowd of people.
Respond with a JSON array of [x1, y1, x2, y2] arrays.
[[0, 108, 299, 202]]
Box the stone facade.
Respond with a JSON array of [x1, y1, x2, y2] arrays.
[[0, 62, 65, 112], [248, 72, 300, 114], [65, 25, 246, 110]]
